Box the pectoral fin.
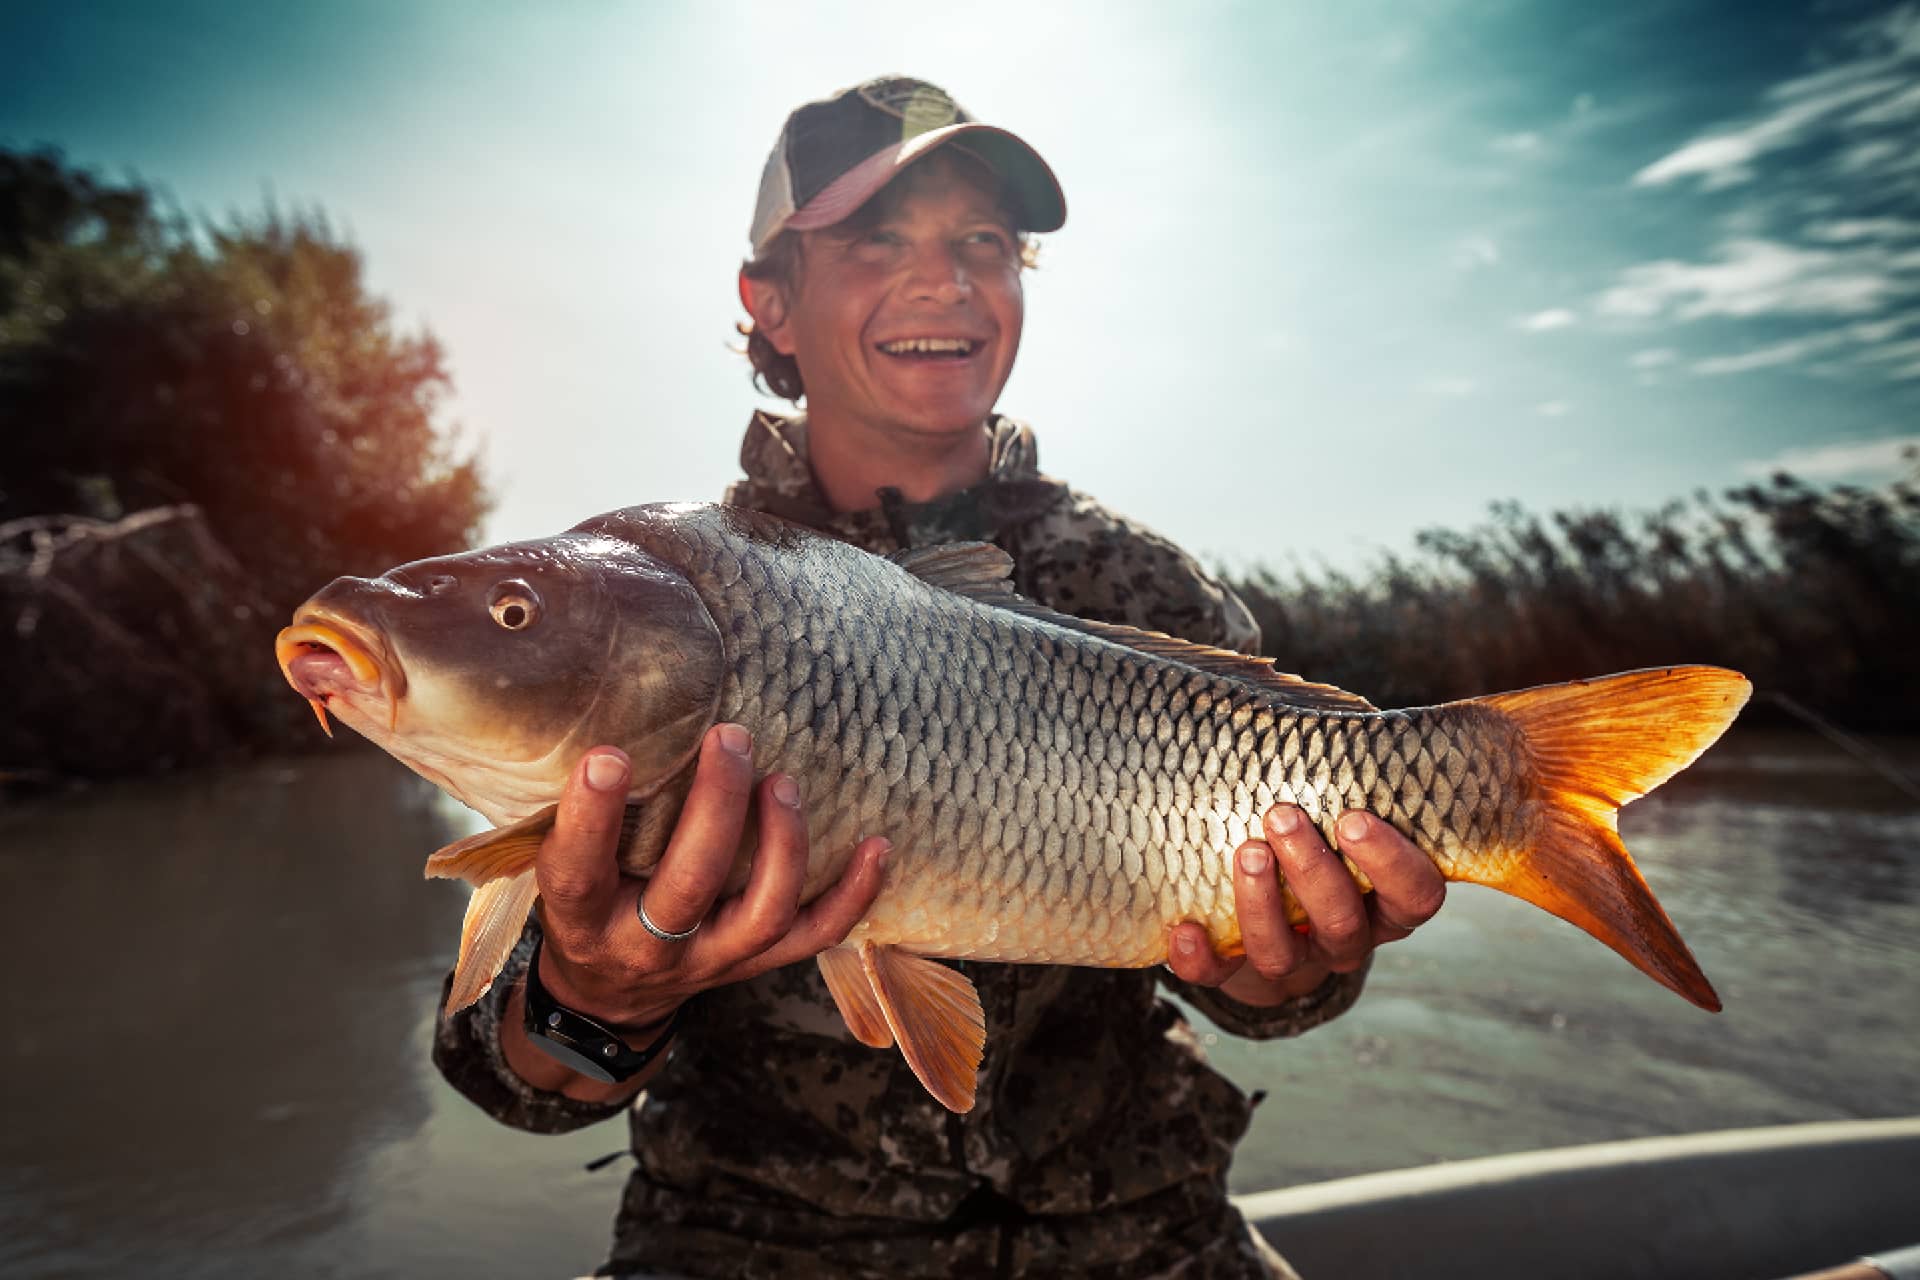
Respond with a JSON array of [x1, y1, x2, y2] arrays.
[[817, 947, 894, 1049], [859, 943, 985, 1114], [423, 806, 557, 886], [445, 867, 540, 1014]]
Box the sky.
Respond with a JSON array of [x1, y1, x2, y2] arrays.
[[3, 0, 1917, 573]]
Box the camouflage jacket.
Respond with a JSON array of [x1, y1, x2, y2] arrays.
[[434, 411, 1368, 1279]]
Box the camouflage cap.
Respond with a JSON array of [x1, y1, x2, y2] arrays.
[[749, 75, 1067, 253]]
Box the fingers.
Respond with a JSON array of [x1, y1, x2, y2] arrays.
[[709, 772, 809, 958], [641, 723, 756, 937], [759, 835, 892, 969], [1231, 841, 1307, 981], [1264, 805, 1374, 972], [1336, 810, 1446, 942], [536, 746, 633, 940], [1166, 920, 1242, 985], [529, 727, 892, 1038]]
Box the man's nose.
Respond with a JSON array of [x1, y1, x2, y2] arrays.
[[904, 243, 970, 304]]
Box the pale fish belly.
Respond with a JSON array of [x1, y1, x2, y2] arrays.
[[832, 688, 1528, 968]]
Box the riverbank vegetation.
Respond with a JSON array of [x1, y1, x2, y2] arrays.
[[1, 149, 489, 781], [5, 151, 1913, 785], [1228, 462, 1920, 733]]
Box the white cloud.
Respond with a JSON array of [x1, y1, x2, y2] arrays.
[[1632, 7, 1920, 194], [1692, 332, 1849, 375], [1852, 336, 1920, 371], [1834, 137, 1905, 176], [1630, 348, 1678, 369], [1634, 136, 1762, 190], [1536, 400, 1571, 417], [1517, 307, 1578, 331], [1688, 317, 1920, 377], [1805, 216, 1920, 242], [1420, 376, 1478, 397], [1597, 237, 1899, 320], [1491, 132, 1543, 155], [1605, 8, 1920, 389], [1632, 83, 1891, 190], [1738, 432, 1920, 480], [1844, 77, 1920, 127]]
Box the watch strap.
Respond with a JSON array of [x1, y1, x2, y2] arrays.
[[522, 936, 681, 1084]]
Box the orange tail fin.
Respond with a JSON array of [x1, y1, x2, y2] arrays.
[[1463, 665, 1750, 1012]]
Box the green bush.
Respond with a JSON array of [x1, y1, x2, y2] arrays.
[[1, 148, 490, 779]]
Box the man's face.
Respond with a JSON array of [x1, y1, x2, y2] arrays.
[[760, 155, 1025, 441]]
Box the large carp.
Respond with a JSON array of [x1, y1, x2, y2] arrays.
[[276, 503, 1748, 1112]]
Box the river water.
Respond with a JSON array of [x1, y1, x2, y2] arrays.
[[1, 729, 1915, 1278]]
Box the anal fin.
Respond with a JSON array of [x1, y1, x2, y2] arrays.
[[446, 868, 540, 1014], [859, 943, 985, 1114], [817, 947, 894, 1049]]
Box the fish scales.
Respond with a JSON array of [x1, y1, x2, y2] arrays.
[[608, 511, 1523, 970]]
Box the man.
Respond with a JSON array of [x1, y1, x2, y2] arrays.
[[435, 77, 1445, 1279]]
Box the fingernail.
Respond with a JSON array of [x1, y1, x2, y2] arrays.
[[772, 774, 800, 808], [1176, 934, 1197, 956], [1338, 812, 1371, 843], [585, 752, 628, 792], [1268, 806, 1301, 835], [873, 838, 893, 871], [718, 724, 750, 756], [1238, 844, 1271, 876]]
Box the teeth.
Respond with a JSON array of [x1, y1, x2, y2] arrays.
[[880, 338, 975, 355]]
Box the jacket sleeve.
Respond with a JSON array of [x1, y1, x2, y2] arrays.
[[1160, 961, 1370, 1040], [431, 920, 634, 1134]]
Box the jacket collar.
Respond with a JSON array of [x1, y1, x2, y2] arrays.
[[727, 409, 1064, 549]]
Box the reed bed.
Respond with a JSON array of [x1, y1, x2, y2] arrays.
[[1229, 462, 1920, 732]]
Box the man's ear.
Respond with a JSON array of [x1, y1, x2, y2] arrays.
[[738, 271, 797, 357]]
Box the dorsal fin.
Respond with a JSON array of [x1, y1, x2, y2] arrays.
[[888, 542, 1374, 713], [888, 542, 1019, 597]]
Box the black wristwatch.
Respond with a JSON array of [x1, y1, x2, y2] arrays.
[[522, 936, 682, 1084]]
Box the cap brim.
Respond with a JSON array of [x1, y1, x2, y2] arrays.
[[778, 122, 1066, 243]]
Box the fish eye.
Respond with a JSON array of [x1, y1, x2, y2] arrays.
[[487, 581, 540, 631]]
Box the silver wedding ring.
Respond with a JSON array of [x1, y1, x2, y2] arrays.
[[637, 897, 700, 943]]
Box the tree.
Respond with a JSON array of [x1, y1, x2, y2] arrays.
[[0, 147, 491, 779]]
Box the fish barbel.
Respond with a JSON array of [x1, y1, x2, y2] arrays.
[[276, 503, 1749, 1112]]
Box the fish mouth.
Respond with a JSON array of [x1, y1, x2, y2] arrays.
[[275, 613, 401, 736]]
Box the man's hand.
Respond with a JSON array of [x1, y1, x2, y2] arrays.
[[499, 723, 891, 1101], [1166, 805, 1446, 1006]]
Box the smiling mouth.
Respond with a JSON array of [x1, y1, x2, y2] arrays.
[[876, 337, 980, 360]]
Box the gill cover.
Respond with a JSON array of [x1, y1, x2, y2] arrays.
[[575, 534, 727, 788], [411, 529, 728, 1012]]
